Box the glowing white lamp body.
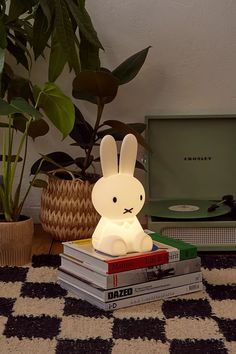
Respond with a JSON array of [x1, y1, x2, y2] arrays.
[[91, 134, 153, 256]]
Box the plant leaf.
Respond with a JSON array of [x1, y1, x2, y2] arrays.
[[75, 156, 93, 169], [33, 82, 75, 138], [33, 5, 52, 60], [112, 46, 151, 85], [10, 97, 42, 119], [31, 179, 48, 188], [48, 31, 67, 82], [7, 77, 34, 103], [31, 151, 75, 174], [8, 0, 36, 21], [0, 19, 7, 49], [7, 38, 29, 71], [65, 0, 103, 49], [103, 120, 150, 150], [39, 0, 54, 31], [54, 0, 80, 74], [13, 114, 49, 139], [72, 70, 119, 104], [69, 105, 93, 149], [79, 30, 100, 71], [0, 98, 21, 115]]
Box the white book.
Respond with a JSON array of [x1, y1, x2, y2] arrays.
[[58, 280, 203, 311], [62, 238, 179, 274], [60, 254, 201, 289], [58, 270, 202, 302]]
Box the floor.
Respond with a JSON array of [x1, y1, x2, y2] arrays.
[[32, 224, 63, 255]]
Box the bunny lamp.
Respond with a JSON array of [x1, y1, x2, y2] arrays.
[[91, 134, 153, 256]]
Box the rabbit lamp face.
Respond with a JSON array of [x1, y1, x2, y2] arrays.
[[92, 174, 145, 220], [91, 133, 153, 256]]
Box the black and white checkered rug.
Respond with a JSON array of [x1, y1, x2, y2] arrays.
[[0, 254, 235, 354]]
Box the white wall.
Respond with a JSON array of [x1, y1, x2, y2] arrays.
[[19, 0, 236, 220]]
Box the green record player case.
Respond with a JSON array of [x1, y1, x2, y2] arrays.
[[144, 115, 236, 251]]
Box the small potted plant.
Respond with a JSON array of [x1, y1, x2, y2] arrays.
[[0, 81, 75, 265], [31, 47, 151, 241], [0, 0, 102, 263]]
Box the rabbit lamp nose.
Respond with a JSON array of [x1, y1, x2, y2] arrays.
[[91, 134, 153, 256]]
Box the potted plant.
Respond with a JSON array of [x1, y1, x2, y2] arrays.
[[31, 47, 151, 241], [0, 0, 102, 264], [0, 84, 76, 265]]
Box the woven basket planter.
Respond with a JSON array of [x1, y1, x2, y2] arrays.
[[40, 171, 100, 241]]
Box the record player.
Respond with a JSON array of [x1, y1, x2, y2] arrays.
[[144, 114, 236, 251]]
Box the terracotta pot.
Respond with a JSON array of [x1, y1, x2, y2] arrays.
[[0, 216, 34, 266], [40, 171, 100, 241]]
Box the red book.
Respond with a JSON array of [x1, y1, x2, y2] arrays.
[[63, 239, 169, 274]]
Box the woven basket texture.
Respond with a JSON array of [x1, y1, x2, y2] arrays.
[[40, 175, 100, 241]]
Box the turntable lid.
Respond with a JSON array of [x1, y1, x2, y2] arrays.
[[145, 115, 236, 201]]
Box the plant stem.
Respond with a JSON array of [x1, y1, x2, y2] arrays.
[[82, 98, 104, 177], [8, 117, 32, 220], [12, 133, 28, 219], [17, 158, 44, 217]]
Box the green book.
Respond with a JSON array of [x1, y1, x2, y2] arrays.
[[148, 232, 198, 260]]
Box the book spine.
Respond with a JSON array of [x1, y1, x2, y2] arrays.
[[107, 257, 201, 289], [107, 250, 168, 274], [104, 272, 202, 301], [58, 279, 203, 311], [167, 249, 179, 263], [147, 231, 197, 260], [104, 282, 203, 311]]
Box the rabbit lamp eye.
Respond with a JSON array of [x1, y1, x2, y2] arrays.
[[91, 134, 153, 256]]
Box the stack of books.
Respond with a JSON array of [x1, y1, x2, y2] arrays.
[[58, 231, 203, 311]]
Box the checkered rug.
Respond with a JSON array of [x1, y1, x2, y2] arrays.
[[0, 254, 235, 354]]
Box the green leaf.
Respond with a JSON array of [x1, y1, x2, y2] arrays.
[[79, 30, 100, 71], [10, 98, 42, 119], [48, 31, 67, 82], [33, 82, 75, 138], [65, 0, 103, 49], [39, 0, 54, 31], [72, 70, 119, 104], [54, 0, 80, 74], [33, 6, 52, 60], [0, 98, 21, 115], [112, 46, 151, 85], [0, 19, 7, 49], [31, 151, 75, 174], [31, 179, 48, 188], [103, 120, 150, 150]]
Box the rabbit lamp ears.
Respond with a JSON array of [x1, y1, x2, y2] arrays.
[[100, 134, 137, 177]]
